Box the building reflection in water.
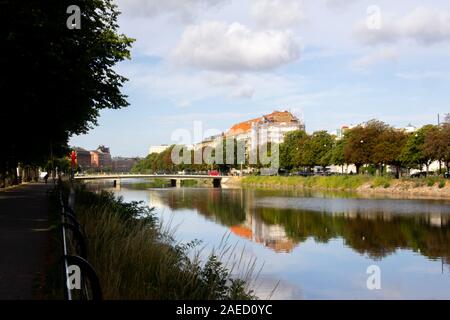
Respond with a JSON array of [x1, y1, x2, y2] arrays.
[[146, 187, 450, 263], [230, 188, 296, 253]]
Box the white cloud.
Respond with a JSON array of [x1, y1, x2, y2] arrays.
[[355, 7, 450, 46], [118, 61, 309, 107], [250, 0, 306, 29], [205, 72, 254, 99], [325, 0, 358, 9], [231, 85, 255, 99], [115, 0, 227, 21], [205, 72, 241, 87], [396, 71, 450, 81], [401, 7, 450, 45], [351, 47, 398, 69], [171, 21, 301, 71], [176, 99, 192, 108]]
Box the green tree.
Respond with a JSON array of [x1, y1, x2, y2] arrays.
[[1, 0, 133, 186], [422, 124, 450, 174], [372, 129, 407, 178], [400, 125, 436, 173], [307, 131, 334, 170], [344, 120, 389, 174], [443, 124, 450, 171], [279, 130, 310, 170], [328, 139, 346, 173]]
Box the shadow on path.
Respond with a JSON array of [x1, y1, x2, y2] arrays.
[[0, 183, 53, 299]]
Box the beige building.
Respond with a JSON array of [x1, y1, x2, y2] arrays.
[[226, 110, 305, 149], [149, 144, 170, 155]]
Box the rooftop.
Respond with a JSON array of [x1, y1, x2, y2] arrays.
[[227, 110, 299, 136]]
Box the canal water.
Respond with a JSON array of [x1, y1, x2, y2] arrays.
[[89, 179, 450, 299]]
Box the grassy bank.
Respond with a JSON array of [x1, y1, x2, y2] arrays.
[[241, 175, 370, 190], [71, 184, 256, 300], [240, 175, 449, 194]]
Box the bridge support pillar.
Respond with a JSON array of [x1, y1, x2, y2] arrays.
[[212, 178, 221, 188], [113, 179, 121, 190], [170, 179, 181, 188]]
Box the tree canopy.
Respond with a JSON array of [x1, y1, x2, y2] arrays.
[[1, 0, 133, 183]]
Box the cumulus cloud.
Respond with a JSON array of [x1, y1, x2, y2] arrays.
[[355, 7, 450, 46], [172, 21, 301, 71], [351, 47, 398, 69], [205, 72, 241, 87], [250, 0, 306, 29], [205, 72, 254, 99], [230, 85, 255, 99], [116, 0, 227, 20]]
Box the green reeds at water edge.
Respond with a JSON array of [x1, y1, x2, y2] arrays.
[[71, 184, 259, 300]]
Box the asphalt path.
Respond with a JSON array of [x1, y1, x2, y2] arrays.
[[0, 183, 52, 299]]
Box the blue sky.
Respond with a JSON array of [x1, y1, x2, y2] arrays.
[[70, 0, 450, 157]]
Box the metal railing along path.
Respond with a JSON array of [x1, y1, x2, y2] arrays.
[[57, 180, 102, 300]]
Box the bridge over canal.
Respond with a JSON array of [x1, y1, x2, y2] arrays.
[[74, 174, 227, 188]]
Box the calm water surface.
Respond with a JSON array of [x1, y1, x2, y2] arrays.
[[90, 179, 450, 299]]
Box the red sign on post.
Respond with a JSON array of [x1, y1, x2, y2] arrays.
[[71, 150, 77, 168]]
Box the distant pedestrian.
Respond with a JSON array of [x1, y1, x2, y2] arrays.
[[43, 173, 49, 184]]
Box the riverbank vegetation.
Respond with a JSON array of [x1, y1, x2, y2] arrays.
[[241, 175, 370, 190], [279, 120, 450, 177], [71, 184, 257, 299], [240, 175, 448, 192]]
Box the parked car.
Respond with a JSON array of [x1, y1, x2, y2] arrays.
[[291, 171, 314, 177], [314, 171, 332, 176], [444, 172, 450, 179], [410, 171, 434, 178]]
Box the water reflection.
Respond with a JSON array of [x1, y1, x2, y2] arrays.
[[88, 181, 450, 298], [148, 188, 450, 264]]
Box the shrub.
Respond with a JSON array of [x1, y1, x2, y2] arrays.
[[371, 176, 392, 189], [426, 178, 435, 187]]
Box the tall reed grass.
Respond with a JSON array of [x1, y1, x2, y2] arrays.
[[73, 185, 257, 300]]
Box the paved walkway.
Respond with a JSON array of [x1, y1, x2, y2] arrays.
[[0, 183, 53, 299]]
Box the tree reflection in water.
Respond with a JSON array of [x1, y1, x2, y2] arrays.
[[148, 188, 450, 264]]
